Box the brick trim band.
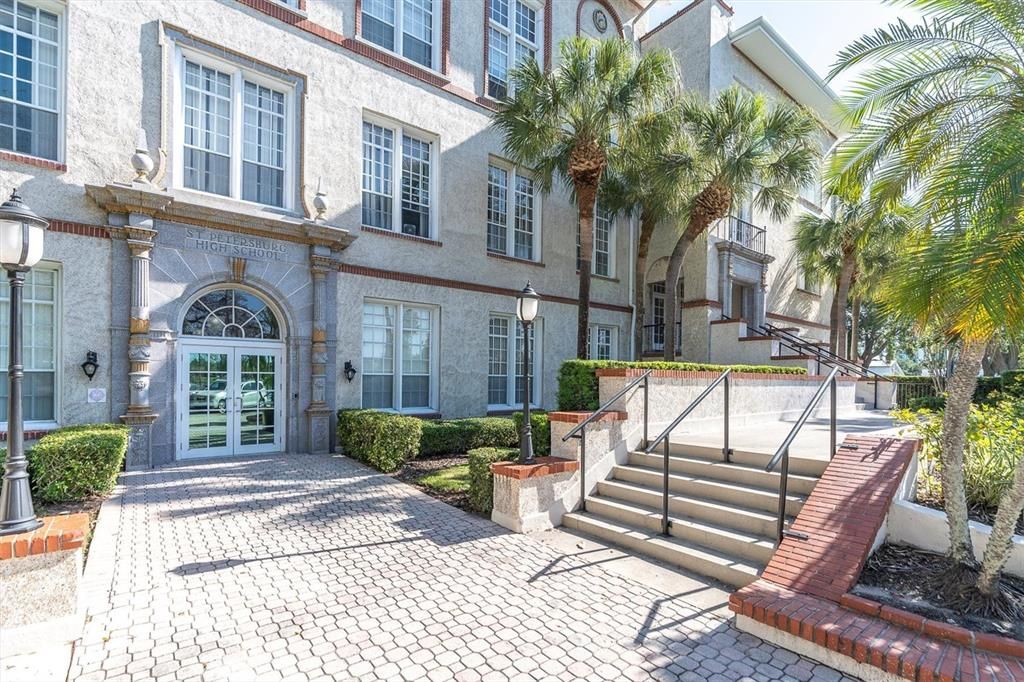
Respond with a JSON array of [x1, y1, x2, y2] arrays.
[[0, 513, 88, 560], [48, 219, 110, 239], [360, 225, 443, 247], [0, 150, 66, 172], [490, 456, 579, 479], [547, 410, 627, 424]]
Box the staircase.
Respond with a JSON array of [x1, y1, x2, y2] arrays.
[[562, 442, 827, 588]]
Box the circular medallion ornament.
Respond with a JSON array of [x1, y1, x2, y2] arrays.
[[592, 8, 609, 33]]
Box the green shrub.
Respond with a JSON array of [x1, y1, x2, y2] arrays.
[[1002, 370, 1024, 399], [336, 409, 423, 473], [894, 397, 1024, 510], [907, 395, 946, 411], [25, 424, 129, 503], [419, 417, 518, 456], [556, 359, 807, 411], [467, 447, 516, 514], [512, 411, 550, 456], [974, 376, 1003, 404]]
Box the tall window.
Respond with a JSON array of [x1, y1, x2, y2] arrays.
[[0, 268, 57, 424], [488, 314, 540, 407], [178, 51, 292, 208], [361, 0, 436, 69], [588, 324, 616, 361], [487, 0, 540, 99], [0, 0, 61, 161], [362, 119, 434, 239], [577, 203, 616, 277], [362, 301, 436, 412], [487, 163, 538, 261]]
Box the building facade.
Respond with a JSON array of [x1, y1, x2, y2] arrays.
[[0, 0, 836, 468]]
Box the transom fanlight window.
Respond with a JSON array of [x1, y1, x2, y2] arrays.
[[182, 289, 281, 339]]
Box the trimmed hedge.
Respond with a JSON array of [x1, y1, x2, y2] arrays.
[[18, 424, 129, 503], [419, 417, 518, 457], [336, 409, 422, 473], [557, 360, 808, 412], [974, 376, 1003, 404], [512, 411, 550, 456], [467, 447, 516, 514], [907, 395, 946, 411], [1002, 370, 1024, 399]]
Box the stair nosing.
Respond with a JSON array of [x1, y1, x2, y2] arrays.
[[597, 478, 798, 523], [629, 450, 820, 484], [613, 463, 808, 502]]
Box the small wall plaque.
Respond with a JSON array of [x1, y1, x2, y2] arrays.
[[87, 388, 107, 404]]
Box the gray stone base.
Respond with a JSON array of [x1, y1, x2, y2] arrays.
[[121, 413, 158, 469], [306, 406, 333, 454]]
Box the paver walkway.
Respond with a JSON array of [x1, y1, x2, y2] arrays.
[[70, 454, 857, 682]]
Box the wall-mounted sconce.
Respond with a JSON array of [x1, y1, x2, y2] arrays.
[[81, 351, 99, 381], [344, 361, 357, 382]]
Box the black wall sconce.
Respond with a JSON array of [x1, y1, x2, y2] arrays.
[[81, 351, 99, 381], [343, 361, 357, 382]]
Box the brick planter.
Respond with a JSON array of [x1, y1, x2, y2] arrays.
[[490, 457, 580, 533]]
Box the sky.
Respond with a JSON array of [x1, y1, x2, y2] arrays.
[[647, 0, 923, 93]]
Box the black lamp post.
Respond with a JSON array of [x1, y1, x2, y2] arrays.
[[516, 281, 540, 464], [0, 190, 48, 536]]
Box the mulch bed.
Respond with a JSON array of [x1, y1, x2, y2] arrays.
[[390, 454, 478, 514], [855, 543, 1024, 641]]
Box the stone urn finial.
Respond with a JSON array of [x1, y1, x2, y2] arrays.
[[131, 128, 154, 184], [313, 177, 328, 221]]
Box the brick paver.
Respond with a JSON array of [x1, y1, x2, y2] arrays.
[[70, 454, 856, 682]]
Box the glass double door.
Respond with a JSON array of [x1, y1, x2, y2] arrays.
[[179, 343, 284, 459]]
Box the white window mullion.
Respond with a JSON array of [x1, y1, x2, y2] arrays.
[[393, 303, 403, 411], [229, 69, 243, 201]]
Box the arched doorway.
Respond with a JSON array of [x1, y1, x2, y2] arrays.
[[176, 288, 286, 459]]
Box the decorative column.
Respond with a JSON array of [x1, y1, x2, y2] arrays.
[[120, 221, 159, 468], [719, 250, 733, 319], [306, 249, 334, 454], [755, 267, 768, 330]]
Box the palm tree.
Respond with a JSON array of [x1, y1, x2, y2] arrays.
[[831, 0, 1024, 598], [792, 192, 907, 359], [491, 37, 676, 358], [658, 87, 821, 360]]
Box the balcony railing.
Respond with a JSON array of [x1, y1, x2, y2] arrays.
[[641, 322, 681, 356], [716, 216, 767, 255]]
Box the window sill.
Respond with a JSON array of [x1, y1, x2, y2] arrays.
[[173, 187, 303, 219], [487, 405, 540, 416], [352, 36, 449, 82], [360, 225, 442, 247], [0, 150, 66, 172], [796, 287, 822, 299], [487, 252, 544, 267], [576, 270, 619, 283]]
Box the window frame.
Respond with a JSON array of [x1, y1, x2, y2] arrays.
[[361, 112, 439, 241], [486, 158, 541, 262], [359, 0, 443, 73], [487, 313, 541, 410], [486, 0, 544, 100], [0, 0, 67, 164], [171, 44, 298, 212], [360, 298, 440, 415], [587, 324, 617, 361], [0, 262, 60, 430]]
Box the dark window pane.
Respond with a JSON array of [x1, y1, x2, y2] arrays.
[[242, 162, 284, 207], [362, 14, 395, 51], [402, 34, 431, 68]]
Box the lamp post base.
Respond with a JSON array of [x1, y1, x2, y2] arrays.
[[0, 516, 42, 536]]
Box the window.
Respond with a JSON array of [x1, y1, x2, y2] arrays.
[[176, 49, 294, 209], [362, 119, 434, 239], [588, 325, 617, 361], [799, 174, 822, 208], [487, 163, 538, 261], [488, 314, 540, 407], [362, 301, 437, 412], [361, 0, 437, 69], [0, 0, 62, 161], [0, 267, 57, 425], [796, 261, 822, 295], [487, 0, 540, 99], [577, 203, 616, 277]]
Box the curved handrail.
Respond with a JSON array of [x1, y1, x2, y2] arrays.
[[644, 369, 731, 454], [561, 369, 653, 442], [765, 366, 840, 473]]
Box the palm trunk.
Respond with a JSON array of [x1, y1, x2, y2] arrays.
[[577, 196, 596, 359], [834, 252, 856, 359], [633, 209, 657, 360], [662, 233, 693, 361], [828, 275, 841, 354], [977, 448, 1024, 594], [941, 336, 988, 566], [849, 296, 861, 362]]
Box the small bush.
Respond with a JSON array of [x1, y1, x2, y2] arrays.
[[419, 417, 518, 456], [974, 376, 1003, 404], [1002, 370, 1024, 399], [336, 409, 422, 473], [907, 395, 946, 411], [512, 411, 550, 456], [26, 424, 129, 503], [556, 359, 807, 411], [467, 447, 516, 514]]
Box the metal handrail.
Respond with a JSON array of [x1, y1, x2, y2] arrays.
[[562, 369, 652, 514], [760, 322, 887, 382], [642, 369, 732, 535], [764, 366, 840, 542]]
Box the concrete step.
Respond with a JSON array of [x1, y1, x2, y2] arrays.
[[665, 442, 828, 478], [582, 495, 777, 565], [628, 450, 819, 496], [562, 512, 763, 588], [596, 479, 790, 538], [611, 465, 806, 517]]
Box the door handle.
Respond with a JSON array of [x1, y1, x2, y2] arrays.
[[236, 396, 243, 412]]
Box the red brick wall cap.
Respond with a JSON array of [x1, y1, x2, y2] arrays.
[[547, 410, 627, 424], [0, 513, 89, 561], [595, 368, 857, 382], [490, 456, 579, 480]]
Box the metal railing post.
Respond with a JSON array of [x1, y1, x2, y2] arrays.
[[662, 437, 670, 536], [776, 448, 789, 542], [873, 379, 879, 410], [579, 429, 587, 512], [723, 374, 730, 462], [830, 374, 837, 460], [643, 374, 649, 447]]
